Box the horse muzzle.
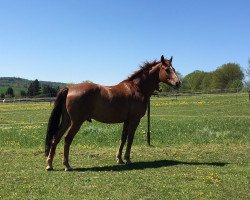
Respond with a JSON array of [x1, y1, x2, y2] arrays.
[[173, 81, 181, 90]]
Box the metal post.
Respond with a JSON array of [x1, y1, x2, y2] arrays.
[[147, 98, 151, 146]]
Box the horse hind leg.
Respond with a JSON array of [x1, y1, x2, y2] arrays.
[[46, 116, 70, 171], [63, 122, 83, 171]]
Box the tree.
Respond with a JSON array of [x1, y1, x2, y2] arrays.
[[181, 62, 245, 93], [182, 70, 206, 91], [27, 79, 41, 96], [247, 59, 250, 78], [1, 93, 5, 98], [6, 87, 14, 97], [42, 85, 58, 97], [227, 80, 243, 89], [212, 63, 244, 90], [20, 90, 27, 97], [201, 72, 214, 92], [33, 79, 41, 96], [245, 59, 250, 90], [27, 82, 34, 96]]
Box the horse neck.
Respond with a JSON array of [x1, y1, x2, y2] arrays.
[[137, 65, 160, 98]]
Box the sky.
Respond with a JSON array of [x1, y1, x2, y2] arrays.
[[0, 0, 249, 85]]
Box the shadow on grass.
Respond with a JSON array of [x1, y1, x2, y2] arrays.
[[73, 160, 228, 172]]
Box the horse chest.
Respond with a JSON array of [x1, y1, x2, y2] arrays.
[[129, 100, 147, 118]]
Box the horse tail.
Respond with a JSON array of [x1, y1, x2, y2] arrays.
[[45, 87, 68, 156]]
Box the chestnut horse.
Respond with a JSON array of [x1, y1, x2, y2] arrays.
[[45, 55, 181, 171]]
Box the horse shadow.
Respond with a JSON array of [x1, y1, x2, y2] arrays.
[[73, 160, 228, 172]]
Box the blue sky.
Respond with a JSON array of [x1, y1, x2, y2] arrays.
[[0, 0, 249, 85]]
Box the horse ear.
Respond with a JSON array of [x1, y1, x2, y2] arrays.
[[161, 55, 165, 63], [170, 56, 173, 63]]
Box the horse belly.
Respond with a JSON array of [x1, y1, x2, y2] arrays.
[[92, 102, 128, 123]]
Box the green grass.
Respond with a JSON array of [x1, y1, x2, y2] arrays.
[[1, 93, 250, 199]]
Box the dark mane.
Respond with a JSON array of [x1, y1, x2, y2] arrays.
[[124, 60, 160, 81]]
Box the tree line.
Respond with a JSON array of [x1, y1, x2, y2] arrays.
[[160, 62, 249, 94], [1, 79, 59, 98]]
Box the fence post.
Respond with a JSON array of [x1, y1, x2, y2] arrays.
[[147, 97, 151, 146]]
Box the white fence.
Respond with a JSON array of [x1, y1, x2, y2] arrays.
[[1, 97, 56, 103]]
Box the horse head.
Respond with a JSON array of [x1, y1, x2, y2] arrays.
[[159, 55, 181, 89]]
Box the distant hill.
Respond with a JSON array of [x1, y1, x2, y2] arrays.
[[0, 77, 67, 96]]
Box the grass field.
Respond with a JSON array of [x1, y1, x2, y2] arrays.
[[1, 93, 250, 199]]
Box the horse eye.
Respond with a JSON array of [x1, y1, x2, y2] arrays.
[[165, 68, 171, 74]]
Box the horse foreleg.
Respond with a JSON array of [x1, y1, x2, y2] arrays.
[[124, 120, 140, 164], [63, 123, 81, 171], [116, 122, 129, 164]]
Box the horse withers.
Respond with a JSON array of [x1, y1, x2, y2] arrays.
[[45, 55, 181, 171]]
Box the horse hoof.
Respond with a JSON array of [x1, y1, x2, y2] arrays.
[[117, 159, 125, 164], [46, 166, 53, 171], [65, 167, 73, 172], [125, 160, 132, 165]]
